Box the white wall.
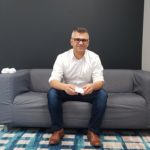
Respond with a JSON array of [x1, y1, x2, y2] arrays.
[[142, 0, 150, 71]]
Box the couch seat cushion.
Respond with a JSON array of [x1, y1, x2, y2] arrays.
[[102, 93, 147, 128], [13, 92, 51, 127]]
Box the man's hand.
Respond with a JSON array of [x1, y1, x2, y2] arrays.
[[83, 84, 94, 95], [64, 84, 78, 95]]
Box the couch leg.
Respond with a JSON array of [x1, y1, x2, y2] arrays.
[[3, 125, 9, 131]]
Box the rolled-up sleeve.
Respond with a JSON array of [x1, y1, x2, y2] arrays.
[[48, 55, 63, 83], [92, 55, 104, 82]]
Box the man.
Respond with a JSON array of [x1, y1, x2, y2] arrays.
[[48, 27, 107, 147]]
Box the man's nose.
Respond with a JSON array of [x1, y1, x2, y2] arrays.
[[79, 41, 83, 44]]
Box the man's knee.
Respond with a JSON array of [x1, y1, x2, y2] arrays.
[[47, 88, 59, 101], [48, 88, 57, 96], [97, 89, 108, 103], [99, 89, 108, 97]]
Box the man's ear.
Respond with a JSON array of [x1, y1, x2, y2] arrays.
[[87, 40, 89, 47], [70, 38, 73, 46]]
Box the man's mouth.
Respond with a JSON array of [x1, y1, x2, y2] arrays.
[[77, 45, 84, 48]]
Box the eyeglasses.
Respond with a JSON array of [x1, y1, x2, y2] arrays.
[[73, 38, 89, 43]]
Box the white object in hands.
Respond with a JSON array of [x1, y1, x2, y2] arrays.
[[9, 68, 16, 73], [75, 87, 84, 94], [1, 68, 10, 73], [1, 68, 16, 74]]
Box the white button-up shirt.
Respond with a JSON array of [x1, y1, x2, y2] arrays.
[[49, 49, 104, 88]]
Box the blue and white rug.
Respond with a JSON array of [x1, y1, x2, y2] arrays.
[[0, 126, 150, 149]]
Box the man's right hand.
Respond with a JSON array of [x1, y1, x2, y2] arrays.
[[64, 84, 78, 95], [50, 80, 77, 95]]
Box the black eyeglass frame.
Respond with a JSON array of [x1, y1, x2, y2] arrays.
[[73, 38, 89, 42]]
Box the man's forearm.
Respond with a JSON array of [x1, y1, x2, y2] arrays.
[[49, 80, 66, 91], [92, 81, 104, 91]]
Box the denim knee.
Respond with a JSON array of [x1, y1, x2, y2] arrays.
[[47, 88, 59, 105], [97, 89, 108, 104], [48, 88, 57, 96], [99, 89, 108, 97]]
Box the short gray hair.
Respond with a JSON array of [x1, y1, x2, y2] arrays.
[[71, 27, 89, 38]]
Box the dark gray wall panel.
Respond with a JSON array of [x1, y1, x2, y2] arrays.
[[0, 0, 144, 70]]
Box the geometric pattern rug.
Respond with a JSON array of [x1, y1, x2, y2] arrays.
[[1, 126, 150, 150]]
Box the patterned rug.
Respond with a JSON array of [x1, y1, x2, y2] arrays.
[[0, 126, 150, 150]]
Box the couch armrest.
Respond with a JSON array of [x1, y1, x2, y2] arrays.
[[133, 70, 150, 127], [0, 70, 30, 124], [133, 70, 150, 105]]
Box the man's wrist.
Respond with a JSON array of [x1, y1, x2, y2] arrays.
[[61, 83, 67, 91], [91, 83, 95, 91], [92, 81, 103, 91]]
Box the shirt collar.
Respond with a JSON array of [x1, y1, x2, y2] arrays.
[[70, 49, 88, 60]]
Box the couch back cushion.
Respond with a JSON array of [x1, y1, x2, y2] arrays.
[[103, 69, 133, 93], [30, 69, 52, 92], [30, 69, 134, 93]]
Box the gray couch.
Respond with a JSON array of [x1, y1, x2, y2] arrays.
[[0, 69, 150, 129]]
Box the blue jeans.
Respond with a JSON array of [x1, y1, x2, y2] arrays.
[[47, 88, 107, 135]]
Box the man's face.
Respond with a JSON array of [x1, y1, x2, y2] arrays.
[[70, 32, 89, 52]]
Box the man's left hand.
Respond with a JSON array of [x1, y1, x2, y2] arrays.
[[83, 84, 94, 95]]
